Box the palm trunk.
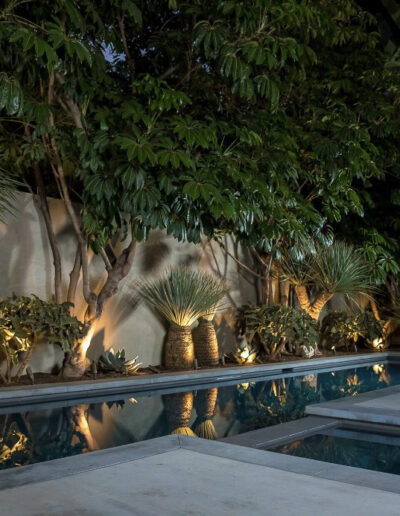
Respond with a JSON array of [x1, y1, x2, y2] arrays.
[[309, 292, 333, 320], [164, 324, 195, 369], [192, 320, 219, 367], [294, 285, 312, 313], [280, 279, 290, 307], [370, 298, 381, 321]]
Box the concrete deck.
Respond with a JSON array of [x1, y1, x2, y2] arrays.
[[307, 384, 400, 425], [1, 435, 400, 515]]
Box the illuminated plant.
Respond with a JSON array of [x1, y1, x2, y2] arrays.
[[139, 269, 226, 369], [0, 295, 85, 383], [237, 304, 319, 360], [192, 279, 228, 368]]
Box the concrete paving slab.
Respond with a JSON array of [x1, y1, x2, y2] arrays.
[[307, 384, 400, 425], [2, 445, 400, 516]]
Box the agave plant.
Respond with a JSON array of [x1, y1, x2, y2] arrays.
[[282, 242, 373, 320], [98, 348, 141, 375], [139, 268, 226, 369]]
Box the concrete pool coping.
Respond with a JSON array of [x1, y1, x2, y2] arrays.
[[306, 383, 400, 425], [1, 433, 400, 497], [0, 351, 398, 408]]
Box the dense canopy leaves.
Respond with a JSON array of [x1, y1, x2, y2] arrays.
[[1, 0, 400, 274]]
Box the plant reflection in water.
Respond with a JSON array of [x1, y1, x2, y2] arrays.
[[0, 362, 397, 470]]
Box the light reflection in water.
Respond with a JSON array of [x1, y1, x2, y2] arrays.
[[0, 362, 398, 470]]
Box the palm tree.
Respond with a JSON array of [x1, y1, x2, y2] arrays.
[[139, 269, 226, 369], [282, 242, 373, 320]]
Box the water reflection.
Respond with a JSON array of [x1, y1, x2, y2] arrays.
[[0, 362, 397, 470]]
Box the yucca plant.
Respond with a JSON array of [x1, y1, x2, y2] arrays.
[[192, 280, 228, 367], [139, 269, 227, 369], [282, 242, 373, 320]]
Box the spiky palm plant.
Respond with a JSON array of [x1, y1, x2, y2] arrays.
[[139, 269, 226, 369], [282, 242, 373, 320], [192, 280, 227, 367]]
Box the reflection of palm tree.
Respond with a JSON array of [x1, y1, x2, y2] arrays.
[[163, 391, 197, 437], [193, 388, 218, 440]]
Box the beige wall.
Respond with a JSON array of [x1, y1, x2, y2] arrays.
[[0, 192, 257, 371]]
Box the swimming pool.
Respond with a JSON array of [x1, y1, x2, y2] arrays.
[[270, 427, 400, 475], [1, 361, 399, 469]]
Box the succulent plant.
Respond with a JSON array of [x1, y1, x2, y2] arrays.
[[226, 337, 258, 365], [98, 348, 141, 375]]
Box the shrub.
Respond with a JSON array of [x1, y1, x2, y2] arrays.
[[0, 295, 85, 383], [237, 304, 319, 360], [321, 310, 384, 351]]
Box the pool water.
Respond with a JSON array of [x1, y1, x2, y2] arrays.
[[271, 427, 400, 475], [0, 362, 399, 469]]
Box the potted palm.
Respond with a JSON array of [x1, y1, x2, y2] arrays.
[[139, 269, 226, 369]]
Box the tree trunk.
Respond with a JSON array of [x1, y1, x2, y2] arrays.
[[192, 320, 219, 367], [62, 322, 96, 378], [15, 335, 38, 381], [294, 285, 312, 313], [370, 298, 381, 321], [164, 325, 194, 369], [280, 279, 290, 307]]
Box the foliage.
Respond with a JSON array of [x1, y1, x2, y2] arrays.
[[0, 173, 20, 223], [0, 295, 85, 382], [321, 310, 384, 350], [0, 295, 85, 351], [139, 269, 227, 327], [98, 348, 141, 375], [282, 242, 373, 296], [237, 304, 319, 356]]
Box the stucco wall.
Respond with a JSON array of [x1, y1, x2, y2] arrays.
[[0, 192, 257, 371]]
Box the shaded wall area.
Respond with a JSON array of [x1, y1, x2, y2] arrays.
[[0, 192, 257, 370]]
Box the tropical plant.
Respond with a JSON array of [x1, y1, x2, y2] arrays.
[[191, 279, 228, 367], [0, 295, 85, 383], [237, 304, 319, 360], [320, 311, 362, 351], [98, 348, 141, 375], [139, 269, 226, 369], [282, 242, 374, 320]]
